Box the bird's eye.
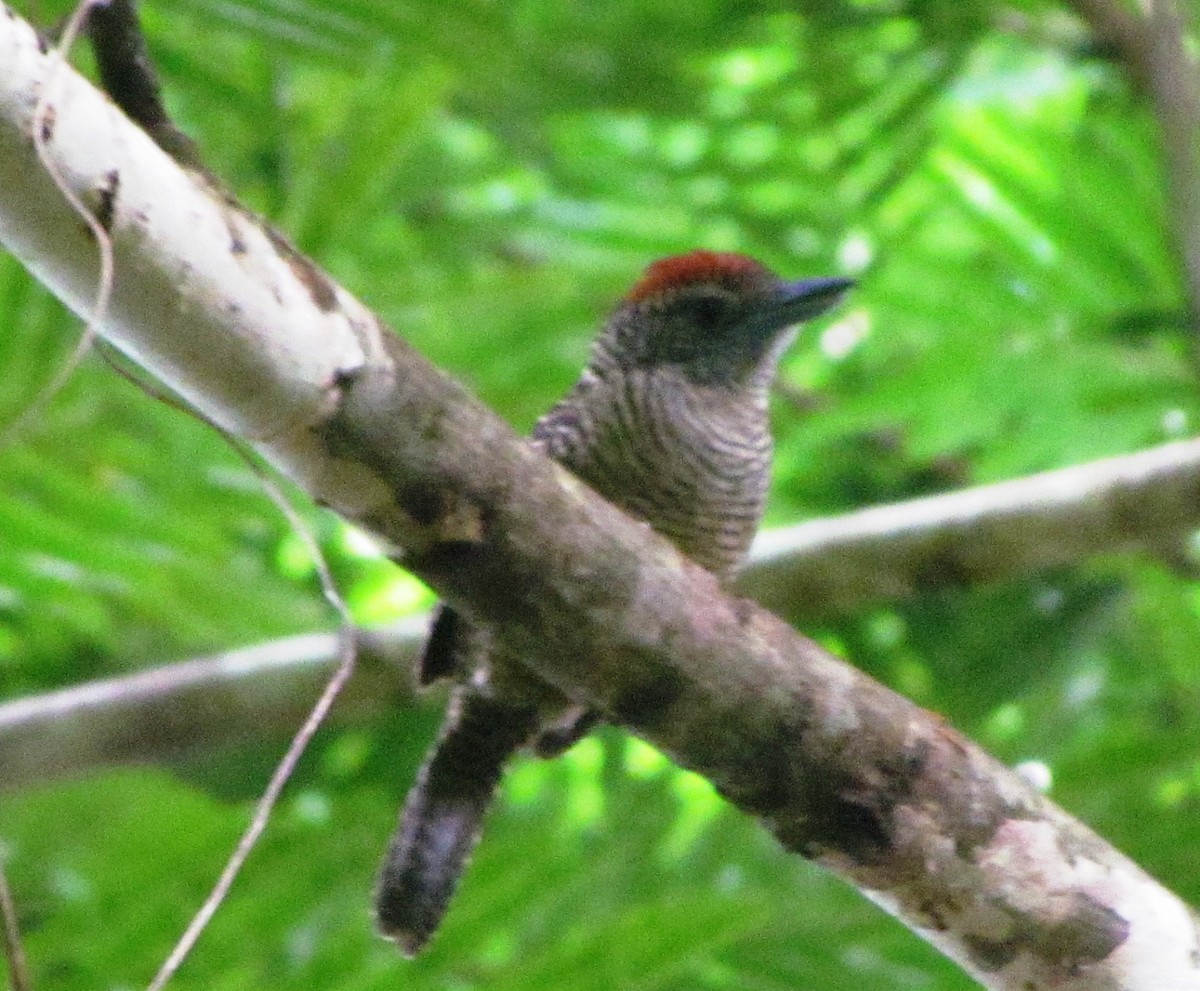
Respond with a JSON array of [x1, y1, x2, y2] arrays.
[[684, 295, 726, 330]]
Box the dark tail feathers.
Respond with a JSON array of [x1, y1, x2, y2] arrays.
[[375, 691, 540, 956]]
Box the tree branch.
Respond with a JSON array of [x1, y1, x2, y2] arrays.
[[6, 436, 1200, 789], [1, 10, 1197, 988], [743, 437, 1200, 618], [0, 622, 426, 790], [1064, 0, 1200, 332], [0, 863, 30, 991], [85, 0, 203, 170]]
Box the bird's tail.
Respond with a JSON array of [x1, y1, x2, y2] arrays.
[[375, 690, 540, 956]]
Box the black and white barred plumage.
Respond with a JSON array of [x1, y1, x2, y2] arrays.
[[375, 252, 851, 954], [535, 363, 771, 579]]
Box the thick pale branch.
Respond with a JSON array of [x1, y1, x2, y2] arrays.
[[1, 10, 1197, 990], [0, 623, 425, 789], [744, 437, 1200, 617]]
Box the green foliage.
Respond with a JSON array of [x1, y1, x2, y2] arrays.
[[2, 0, 1199, 988]]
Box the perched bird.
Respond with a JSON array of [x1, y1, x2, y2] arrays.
[[375, 250, 852, 955]]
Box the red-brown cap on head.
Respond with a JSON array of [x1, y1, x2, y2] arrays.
[[624, 251, 774, 304], [601, 250, 852, 384]]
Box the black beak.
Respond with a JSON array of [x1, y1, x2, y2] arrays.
[[775, 276, 855, 325]]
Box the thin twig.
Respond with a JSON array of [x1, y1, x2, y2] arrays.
[[145, 443, 357, 991], [92, 358, 363, 990], [0, 865, 30, 991], [0, 0, 111, 448], [5, 8, 364, 979], [20, 257, 363, 991], [145, 631, 356, 991]]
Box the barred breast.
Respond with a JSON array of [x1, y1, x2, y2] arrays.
[[533, 365, 772, 581]]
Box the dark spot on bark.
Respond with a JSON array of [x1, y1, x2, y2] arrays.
[[787, 733, 927, 862], [333, 364, 361, 390], [965, 932, 1020, 971], [954, 801, 1035, 860], [404, 486, 487, 546], [39, 103, 56, 143], [1040, 895, 1129, 966], [608, 664, 685, 727], [405, 483, 447, 528], [315, 410, 357, 462], [264, 225, 338, 312], [918, 899, 950, 932], [897, 736, 931, 779], [94, 169, 119, 232], [226, 216, 247, 254], [731, 772, 790, 817], [1108, 482, 1159, 539], [712, 723, 794, 816], [866, 738, 931, 808], [964, 894, 1129, 975], [716, 775, 790, 819], [773, 774, 897, 864], [823, 793, 893, 859]]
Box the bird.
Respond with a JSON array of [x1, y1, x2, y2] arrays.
[[374, 250, 852, 955]]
